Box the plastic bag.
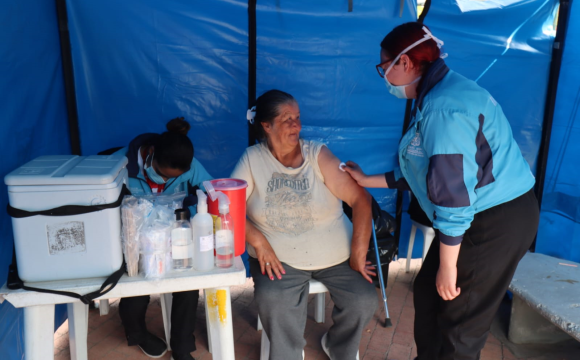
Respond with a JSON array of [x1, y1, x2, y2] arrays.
[[121, 196, 154, 276], [120, 191, 187, 278], [140, 191, 187, 212]]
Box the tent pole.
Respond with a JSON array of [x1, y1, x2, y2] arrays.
[[532, 0, 572, 251], [248, 0, 258, 146], [418, 0, 432, 23], [55, 0, 81, 156]]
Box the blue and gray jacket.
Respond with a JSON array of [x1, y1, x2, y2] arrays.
[[113, 133, 213, 196], [385, 59, 535, 246]]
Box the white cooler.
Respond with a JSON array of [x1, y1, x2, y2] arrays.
[[5, 155, 128, 283]]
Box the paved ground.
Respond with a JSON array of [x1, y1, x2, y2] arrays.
[[52, 259, 579, 360]]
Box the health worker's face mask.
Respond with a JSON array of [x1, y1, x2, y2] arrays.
[[384, 73, 421, 99], [145, 153, 167, 184], [383, 26, 445, 99]]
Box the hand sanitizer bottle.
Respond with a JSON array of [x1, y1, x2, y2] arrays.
[[215, 192, 234, 268], [171, 209, 193, 271], [192, 190, 214, 271]]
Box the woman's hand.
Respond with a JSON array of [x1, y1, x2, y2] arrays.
[[254, 240, 286, 281], [246, 219, 286, 280], [436, 265, 461, 300], [343, 161, 368, 187], [437, 242, 461, 300], [350, 254, 376, 284]]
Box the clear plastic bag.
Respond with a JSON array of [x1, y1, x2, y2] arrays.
[[140, 191, 186, 212], [120, 191, 187, 278], [121, 196, 154, 276]]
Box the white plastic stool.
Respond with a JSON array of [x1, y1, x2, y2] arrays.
[[405, 220, 436, 273], [258, 279, 327, 360], [258, 279, 358, 360]]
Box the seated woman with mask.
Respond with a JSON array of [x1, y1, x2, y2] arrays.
[[113, 117, 212, 360], [231, 90, 378, 360]]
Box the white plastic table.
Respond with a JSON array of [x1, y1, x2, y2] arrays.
[[0, 256, 246, 360]]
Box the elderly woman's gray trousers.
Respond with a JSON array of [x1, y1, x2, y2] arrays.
[[250, 258, 378, 360]]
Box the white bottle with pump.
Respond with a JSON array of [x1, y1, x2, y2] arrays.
[[192, 189, 214, 271], [171, 209, 193, 271], [215, 191, 234, 268]]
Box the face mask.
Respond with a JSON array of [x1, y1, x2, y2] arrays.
[[385, 75, 422, 99], [382, 26, 445, 99], [145, 153, 166, 184]]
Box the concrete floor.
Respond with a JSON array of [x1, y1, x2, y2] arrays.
[[52, 259, 580, 360]]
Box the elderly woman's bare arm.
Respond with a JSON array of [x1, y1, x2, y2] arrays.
[[317, 146, 375, 283]]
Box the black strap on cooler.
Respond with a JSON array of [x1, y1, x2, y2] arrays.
[[6, 184, 132, 303], [7, 247, 126, 304], [7, 184, 131, 218]]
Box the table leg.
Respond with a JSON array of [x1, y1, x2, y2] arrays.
[[160, 293, 173, 351], [204, 293, 213, 353], [24, 304, 55, 360], [205, 287, 234, 360], [67, 302, 89, 360]]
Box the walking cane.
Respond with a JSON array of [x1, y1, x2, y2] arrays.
[[372, 219, 392, 327]]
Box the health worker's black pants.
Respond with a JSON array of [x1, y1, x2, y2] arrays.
[[414, 189, 539, 360], [119, 290, 199, 354]]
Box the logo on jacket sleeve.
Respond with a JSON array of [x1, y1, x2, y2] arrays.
[[407, 132, 424, 157]]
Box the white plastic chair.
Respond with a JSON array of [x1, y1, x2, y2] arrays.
[[258, 279, 327, 360], [405, 220, 436, 273]]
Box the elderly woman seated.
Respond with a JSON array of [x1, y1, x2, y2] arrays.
[[231, 90, 378, 360]]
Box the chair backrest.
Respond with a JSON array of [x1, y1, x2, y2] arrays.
[[342, 197, 397, 238]]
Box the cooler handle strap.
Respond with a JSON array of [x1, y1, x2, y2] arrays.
[[14, 260, 126, 305], [7, 184, 131, 218]]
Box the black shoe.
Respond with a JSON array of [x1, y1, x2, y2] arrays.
[[137, 332, 167, 358], [172, 352, 195, 360]]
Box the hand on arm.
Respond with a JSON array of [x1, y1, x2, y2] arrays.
[[343, 161, 390, 188], [318, 147, 375, 283], [246, 219, 285, 280], [436, 242, 461, 300]]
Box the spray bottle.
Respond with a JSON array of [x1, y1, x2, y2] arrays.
[[171, 208, 193, 271], [192, 189, 214, 271], [215, 191, 234, 268]]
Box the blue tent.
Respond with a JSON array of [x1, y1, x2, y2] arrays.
[[1, 0, 578, 358]]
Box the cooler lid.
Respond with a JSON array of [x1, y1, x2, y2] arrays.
[[4, 155, 129, 186], [210, 178, 248, 190]]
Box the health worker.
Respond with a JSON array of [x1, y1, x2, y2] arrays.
[[111, 117, 212, 360], [344, 22, 539, 360]]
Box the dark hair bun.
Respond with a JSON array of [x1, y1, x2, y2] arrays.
[[166, 117, 191, 135]]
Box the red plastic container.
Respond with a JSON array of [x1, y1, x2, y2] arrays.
[[207, 178, 248, 257]]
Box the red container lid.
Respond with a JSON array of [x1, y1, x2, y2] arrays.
[[210, 178, 248, 191]]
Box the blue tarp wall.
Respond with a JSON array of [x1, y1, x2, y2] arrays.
[[536, 0, 580, 261], [1, 0, 578, 358], [1, 1, 73, 356]]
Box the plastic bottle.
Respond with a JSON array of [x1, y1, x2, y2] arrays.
[[215, 192, 234, 268], [171, 209, 193, 271], [192, 189, 215, 271]]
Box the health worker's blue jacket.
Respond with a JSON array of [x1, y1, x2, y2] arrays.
[[385, 59, 535, 246], [113, 133, 213, 196]]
